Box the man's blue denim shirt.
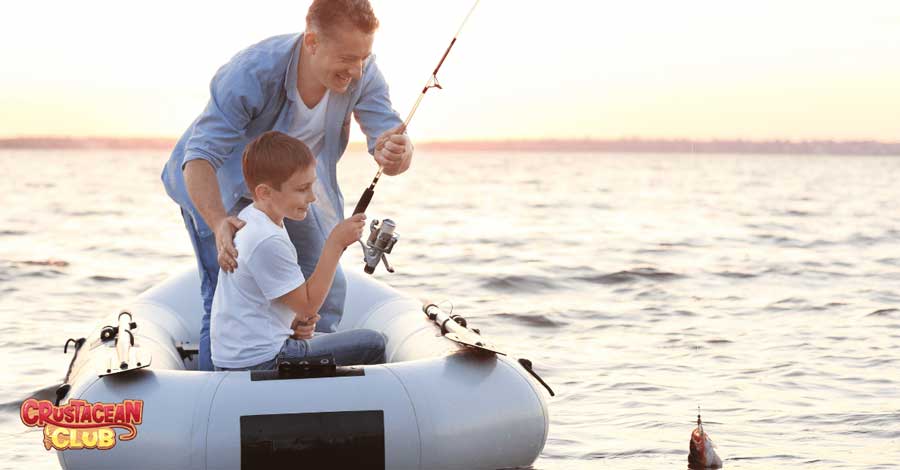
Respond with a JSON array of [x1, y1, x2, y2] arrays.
[[161, 33, 402, 238]]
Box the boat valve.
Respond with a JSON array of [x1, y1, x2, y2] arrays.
[[359, 218, 398, 275]]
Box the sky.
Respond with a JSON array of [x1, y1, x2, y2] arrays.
[[1, 0, 899, 142]]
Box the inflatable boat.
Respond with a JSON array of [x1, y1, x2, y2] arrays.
[[49, 266, 552, 469]]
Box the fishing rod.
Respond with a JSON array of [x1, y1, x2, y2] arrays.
[[351, 0, 481, 215]]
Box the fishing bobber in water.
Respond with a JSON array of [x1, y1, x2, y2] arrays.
[[689, 408, 723, 469]]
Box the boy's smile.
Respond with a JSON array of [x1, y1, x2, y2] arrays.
[[257, 164, 317, 226]]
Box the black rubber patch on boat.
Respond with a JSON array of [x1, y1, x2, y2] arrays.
[[240, 411, 385, 469], [249, 366, 365, 381]]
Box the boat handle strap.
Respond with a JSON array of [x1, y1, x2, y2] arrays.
[[518, 358, 555, 397]]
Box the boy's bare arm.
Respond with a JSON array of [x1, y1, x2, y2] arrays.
[[278, 239, 343, 319], [277, 214, 366, 320]]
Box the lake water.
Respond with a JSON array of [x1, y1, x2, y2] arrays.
[[1, 149, 898, 469]]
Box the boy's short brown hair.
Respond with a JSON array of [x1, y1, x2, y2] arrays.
[[242, 131, 314, 193], [306, 0, 379, 38]]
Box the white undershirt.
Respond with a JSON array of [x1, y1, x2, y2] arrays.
[[290, 90, 330, 157], [289, 90, 340, 231]]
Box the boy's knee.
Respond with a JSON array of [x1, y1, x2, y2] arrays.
[[362, 330, 386, 350], [362, 330, 387, 364]]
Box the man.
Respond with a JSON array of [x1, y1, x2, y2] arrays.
[[161, 0, 413, 371]]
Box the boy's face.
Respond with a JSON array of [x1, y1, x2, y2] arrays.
[[268, 165, 317, 221]]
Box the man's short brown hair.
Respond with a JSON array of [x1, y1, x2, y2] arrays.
[[306, 0, 379, 37], [242, 131, 314, 193]]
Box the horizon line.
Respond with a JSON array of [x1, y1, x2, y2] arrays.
[[0, 136, 898, 156]]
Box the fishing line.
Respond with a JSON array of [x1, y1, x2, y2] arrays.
[[351, 0, 481, 215]]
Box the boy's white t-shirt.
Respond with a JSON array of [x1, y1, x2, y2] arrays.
[[210, 204, 305, 368]]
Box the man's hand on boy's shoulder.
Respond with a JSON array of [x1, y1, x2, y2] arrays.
[[215, 216, 246, 272]]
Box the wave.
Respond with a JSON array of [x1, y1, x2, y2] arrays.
[[20, 269, 67, 278], [575, 267, 683, 285], [780, 209, 818, 217], [867, 308, 900, 318], [0, 383, 61, 413], [713, 270, 757, 279], [87, 275, 128, 283], [494, 312, 565, 328], [10, 259, 69, 267], [65, 210, 124, 217], [764, 297, 808, 311], [707, 338, 733, 344], [481, 274, 559, 292]]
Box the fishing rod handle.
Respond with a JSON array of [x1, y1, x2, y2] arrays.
[[352, 187, 374, 215]]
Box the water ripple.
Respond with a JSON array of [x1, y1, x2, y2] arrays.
[[576, 267, 683, 285], [86, 275, 128, 283], [867, 308, 900, 318], [481, 274, 559, 292], [494, 312, 565, 328]]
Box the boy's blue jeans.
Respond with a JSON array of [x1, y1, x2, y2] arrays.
[[180, 201, 347, 372], [214, 330, 387, 371]]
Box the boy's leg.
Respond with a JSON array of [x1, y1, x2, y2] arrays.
[[214, 356, 278, 371], [284, 214, 346, 333], [180, 209, 219, 371], [281, 330, 387, 366]]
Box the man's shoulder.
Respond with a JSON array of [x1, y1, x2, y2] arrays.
[[239, 33, 301, 59], [219, 33, 301, 83]]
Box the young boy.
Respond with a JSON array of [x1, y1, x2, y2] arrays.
[[210, 131, 386, 371]]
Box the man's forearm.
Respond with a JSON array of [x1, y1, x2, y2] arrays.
[[183, 159, 228, 232]]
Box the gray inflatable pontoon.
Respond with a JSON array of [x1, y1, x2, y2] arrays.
[[54, 266, 551, 469]]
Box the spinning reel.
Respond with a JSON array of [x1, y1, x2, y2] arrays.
[[359, 218, 399, 274]]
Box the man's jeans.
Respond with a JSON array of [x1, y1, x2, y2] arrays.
[[180, 200, 347, 371], [214, 329, 387, 371]]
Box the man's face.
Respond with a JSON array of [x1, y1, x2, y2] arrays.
[[308, 24, 374, 93], [269, 164, 317, 221]]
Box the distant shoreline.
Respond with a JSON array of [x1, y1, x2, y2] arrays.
[[1, 137, 897, 156]]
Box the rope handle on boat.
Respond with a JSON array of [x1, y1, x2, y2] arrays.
[[55, 384, 71, 406], [63, 337, 85, 354], [57, 337, 88, 404], [518, 358, 555, 397], [59, 336, 87, 398]]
